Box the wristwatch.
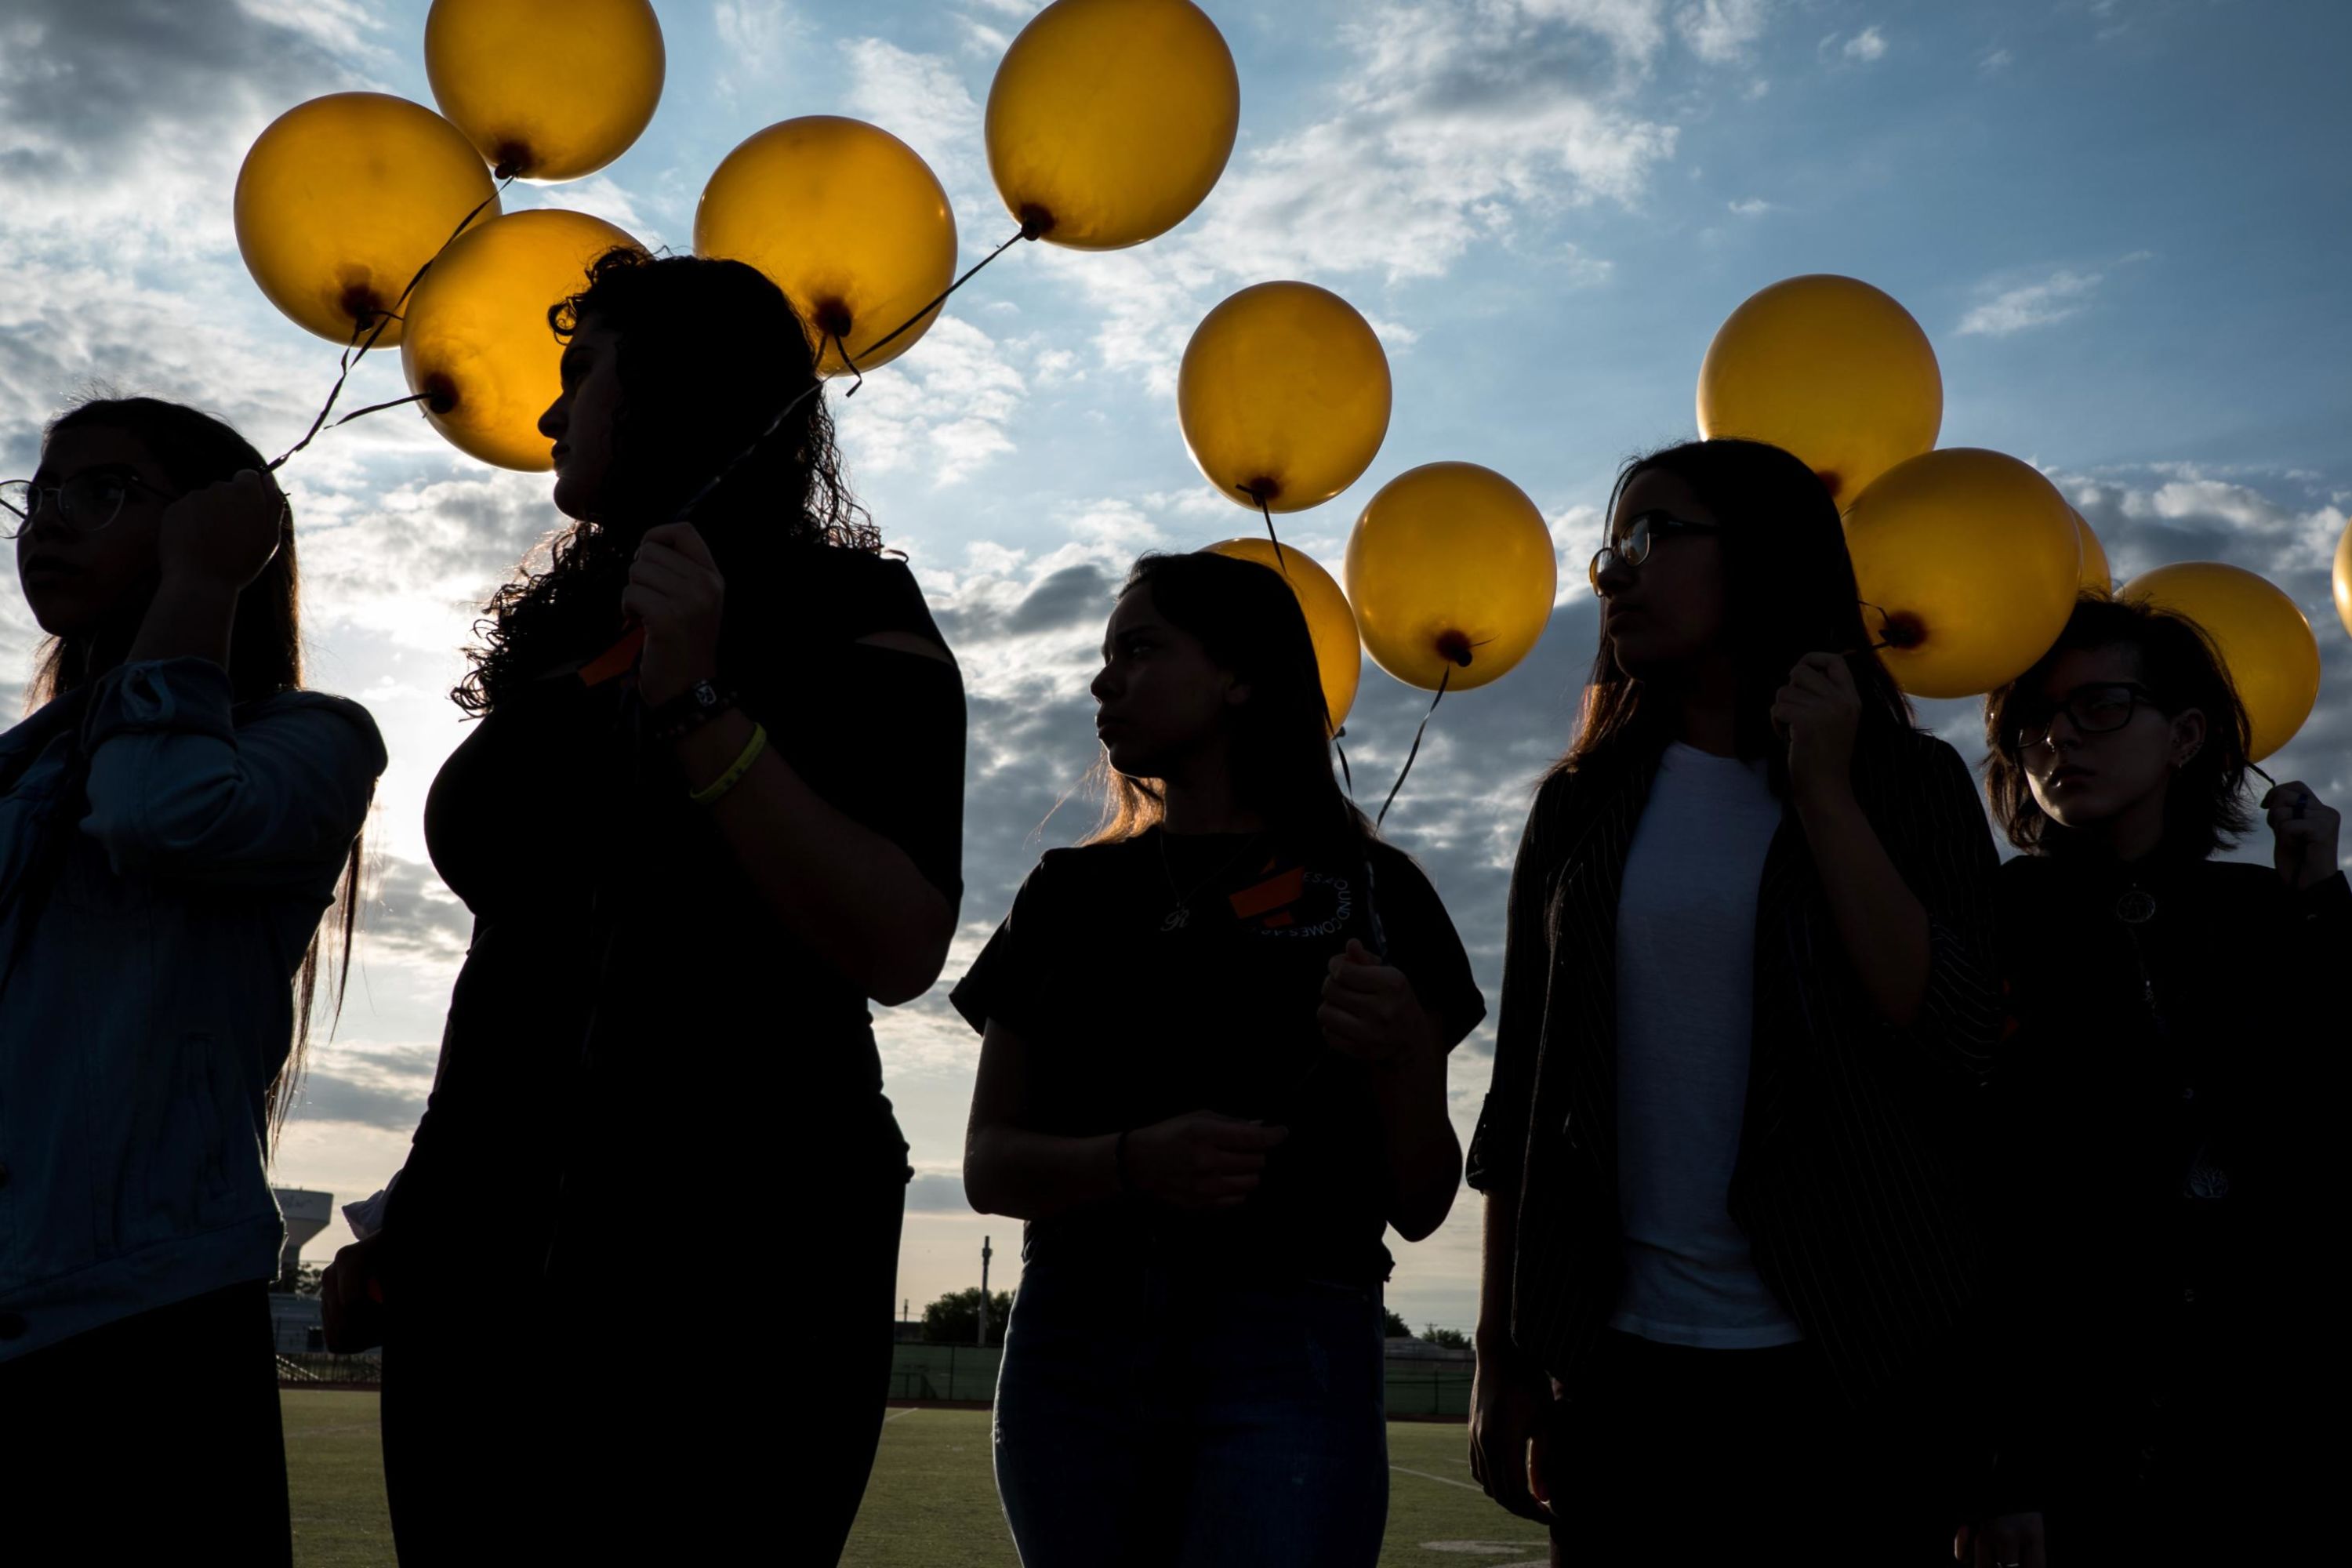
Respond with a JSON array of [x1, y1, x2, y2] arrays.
[[648, 677, 737, 742]]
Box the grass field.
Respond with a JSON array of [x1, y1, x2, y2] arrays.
[[282, 1392, 1551, 1567]]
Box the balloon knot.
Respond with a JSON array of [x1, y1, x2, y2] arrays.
[[1878, 610, 1928, 651], [340, 284, 385, 333], [421, 374, 459, 417], [492, 144, 531, 181], [1436, 630, 1475, 668], [813, 299, 855, 341], [1018, 205, 1054, 241], [1240, 477, 1280, 505], [1817, 469, 1843, 500]]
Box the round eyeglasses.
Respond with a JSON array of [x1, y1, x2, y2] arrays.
[[1, 470, 171, 539], [1588, 510, 1723, 594], [2013, 682, 2161, 751]]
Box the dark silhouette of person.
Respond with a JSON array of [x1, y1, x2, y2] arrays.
[[320, 250, 964, 1563], [0, 397, 383, 1563], [1962, 593, 2345, 1566], [955, 549, 1485, 1567], [1467, 440, 1999, 1565]]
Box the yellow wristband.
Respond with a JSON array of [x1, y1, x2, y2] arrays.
[[688, 722, 768, 806]]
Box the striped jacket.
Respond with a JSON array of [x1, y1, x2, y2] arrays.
[[1466, 728, 2002, 1405]]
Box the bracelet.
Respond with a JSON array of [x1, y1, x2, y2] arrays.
[[648, 680, 738, 743], [688, 722, 767, 807], [1113, 1128, 1134, 1194]]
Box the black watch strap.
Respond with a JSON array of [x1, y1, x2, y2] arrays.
[[648, 679, 737, 742]]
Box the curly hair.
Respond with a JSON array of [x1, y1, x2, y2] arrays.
[[1981, 591, 2255, 859], [453, 249, 877, 715]]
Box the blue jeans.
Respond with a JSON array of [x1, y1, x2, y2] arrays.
[[993, 1247, 1388, 1568]]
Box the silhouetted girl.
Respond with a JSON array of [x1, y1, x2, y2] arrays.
[[1962, 593, 2343, 1567], [1467, 439, 1999, 1566], [323, 250, 964, 1564], [0, 398, 382, 1563], [956, 549, 1485, 1568]]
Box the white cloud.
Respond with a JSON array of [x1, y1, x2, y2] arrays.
[[1728, 197, 1772, 216], [713, 1, 810, 97], [1957, 267, 2105, 336], [833, 316, 1029, 485], [1980, 46, 2015, 73], [1844, 26, 1889, 61], [1675, 0, 1773, 63], [999, 1, 1683, 394]]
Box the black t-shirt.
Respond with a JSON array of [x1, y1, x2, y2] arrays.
[[398, 543, 964, 1265], [950, 827, 1485, 1287]]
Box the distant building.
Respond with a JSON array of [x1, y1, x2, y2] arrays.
[[270, 1187, 332, 1294]]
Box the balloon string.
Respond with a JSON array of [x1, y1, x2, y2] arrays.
[[1376, 666, 1453, 830], [268, 173, 515, 471], [1243, 488, 1290, 576], [328, 390, 437, 427], [844, 224, 1037, 385], [579, 370, 831, 688], [1334, 729, 1354, 795]]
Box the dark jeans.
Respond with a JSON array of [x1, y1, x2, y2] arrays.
[[1540, 1330, 1964, 1567], [0, 1279, 291, 1566], [800, 1166, 907, 1564], [379, 1227, 554, 1565], [993, 1247, 1389, 1568]]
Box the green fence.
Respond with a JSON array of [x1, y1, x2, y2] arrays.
[[886, 1344, 1474, 1417], [1381, 1365, 1474, 1418], [889, 1342, 1005, 1401]]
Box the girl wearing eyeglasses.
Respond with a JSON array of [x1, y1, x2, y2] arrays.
[[1467, 439, 2002, 1564], [0, 398, 383, 1562], [955, 550, 1485, 1568], [1962, 593, 2344, 1568]]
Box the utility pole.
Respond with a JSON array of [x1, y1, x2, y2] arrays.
[[978, 1235, 994, 1347]]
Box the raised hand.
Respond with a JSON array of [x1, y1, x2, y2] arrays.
[[625, 521, 725, 708], [1318, 938, 1437, 1065], [1772, 650, 1863, 805], [157, 469, 285, 593], [2261, 779, 2341, 891]]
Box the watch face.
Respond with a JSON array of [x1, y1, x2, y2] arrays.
[[692, 681, 718, 707]]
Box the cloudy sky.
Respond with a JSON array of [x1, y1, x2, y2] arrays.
[[3, 0, 2347, 1331]]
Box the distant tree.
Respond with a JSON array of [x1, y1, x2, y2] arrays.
[[922, 1286, 1015, 1345], [1381, 1308, 1414, 1339], [1421, 1324, 1471, 1349], [292, 1263, 324, 1298]]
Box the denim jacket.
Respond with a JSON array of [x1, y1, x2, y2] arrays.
[[0, 658, 384, 1361]]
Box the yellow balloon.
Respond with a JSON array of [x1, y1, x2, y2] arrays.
[[234, 93, 500, 347], [1842, 449, 2078, 699], [1180, 283, 1392, 515], [1697, 275, 1943, 506], [695, 117, 957, 376], [2071, 507, 2113, 593], [424, 0, 664, 181], [1344, 463, 1557, 694], [1205, 537, 1363, 730], [2121, 562, 2322, 763], [401, 209, 643, 472], [986, 0, 1239, 249], [2333, 516, 2352, 641]]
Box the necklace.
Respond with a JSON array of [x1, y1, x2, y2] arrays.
[[1155, 829, 1261, 933]]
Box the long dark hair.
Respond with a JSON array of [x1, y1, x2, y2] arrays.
[[1981, 592, 2255, 859], [453, 248, 877, 715], [29, 396, 362, 1150], [1087, 550, 1371, 857], [1559, 438, 1912, 789]]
